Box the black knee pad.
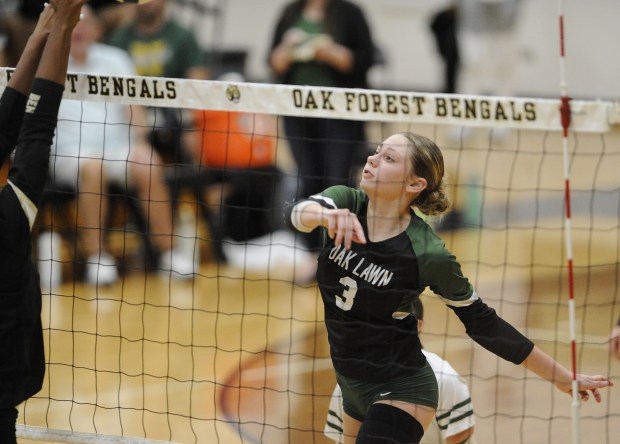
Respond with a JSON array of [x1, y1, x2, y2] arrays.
[[356, 403, 424, 444]]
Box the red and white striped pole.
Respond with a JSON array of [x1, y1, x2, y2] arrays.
[[558, 2, 580, 443]]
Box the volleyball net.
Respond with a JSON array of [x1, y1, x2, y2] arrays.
[[1, 69, 619, 443]]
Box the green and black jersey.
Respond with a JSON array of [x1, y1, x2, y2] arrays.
[[285, 186, 534, 383]]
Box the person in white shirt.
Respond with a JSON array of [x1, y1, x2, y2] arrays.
[[458, 0, 522, 98], [50, 5, 193, 285]]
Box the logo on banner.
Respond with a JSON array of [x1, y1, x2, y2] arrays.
[[226, 84, 241, 103]]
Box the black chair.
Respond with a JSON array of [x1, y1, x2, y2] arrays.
[[35, 178, 160, 281]]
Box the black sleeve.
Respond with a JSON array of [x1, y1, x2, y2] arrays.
[[0, 86, 28, 166], [450, 299, 534, 365], [8, 78, 64, 206], [0, 186, 31, 265]]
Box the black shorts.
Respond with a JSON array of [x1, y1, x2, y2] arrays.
[[336, 361, 439, 422]]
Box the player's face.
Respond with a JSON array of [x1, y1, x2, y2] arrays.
[[360, 134, 415, 201]]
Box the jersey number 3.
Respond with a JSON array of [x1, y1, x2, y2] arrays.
[[336, 276, 358, 311]]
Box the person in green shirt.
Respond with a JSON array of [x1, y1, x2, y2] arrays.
[[108, 0, 209, 165], [108, 0, 208, 80], [269, 0, 376, 265]]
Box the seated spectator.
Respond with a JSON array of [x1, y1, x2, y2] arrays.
[[50, 5, 193, 285], [192, 73, 281, 243], [108, 0, 209, 164]]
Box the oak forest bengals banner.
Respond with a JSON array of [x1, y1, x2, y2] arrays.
[[0, 68, 616, 133]]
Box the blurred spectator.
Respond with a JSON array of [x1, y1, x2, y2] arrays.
[[88, 0, 135, 40], [108, 0, 209, 164], [458, 0, 522, 97], [429, 2, 460, 94], [268, 0, 376, 271], [108, 0, 208, 80], [192, 73, 281, 244], [50, 5, 193, 285]]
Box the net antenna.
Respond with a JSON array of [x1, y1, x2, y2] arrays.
[[557, 1, 580, 442]]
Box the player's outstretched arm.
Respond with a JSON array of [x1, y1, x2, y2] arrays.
[[522, 346, 613, 402], [6, 0, 85, 212]]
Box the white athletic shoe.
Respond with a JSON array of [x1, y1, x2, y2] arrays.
[[159, 248, 195, 280], [85, 251, 118, 286]]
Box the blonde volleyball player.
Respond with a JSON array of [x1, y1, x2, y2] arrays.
[[284, 132, 613, 443]]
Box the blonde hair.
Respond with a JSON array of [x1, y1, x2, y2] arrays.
[[400, 132, 450, 216]]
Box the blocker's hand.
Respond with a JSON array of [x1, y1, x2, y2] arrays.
[[33, 2, 57, 38], [53, 0, 86, 29]]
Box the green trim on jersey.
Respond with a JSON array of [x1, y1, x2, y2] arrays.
[[404, 216, 475, 304]]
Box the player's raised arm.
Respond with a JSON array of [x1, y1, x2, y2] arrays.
[[0, 1, 86, 442]]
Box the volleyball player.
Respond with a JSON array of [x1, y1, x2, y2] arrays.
[[284, 132, 612, 443], [324, 299, 476, 444], [0, 1, 84, 441]]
